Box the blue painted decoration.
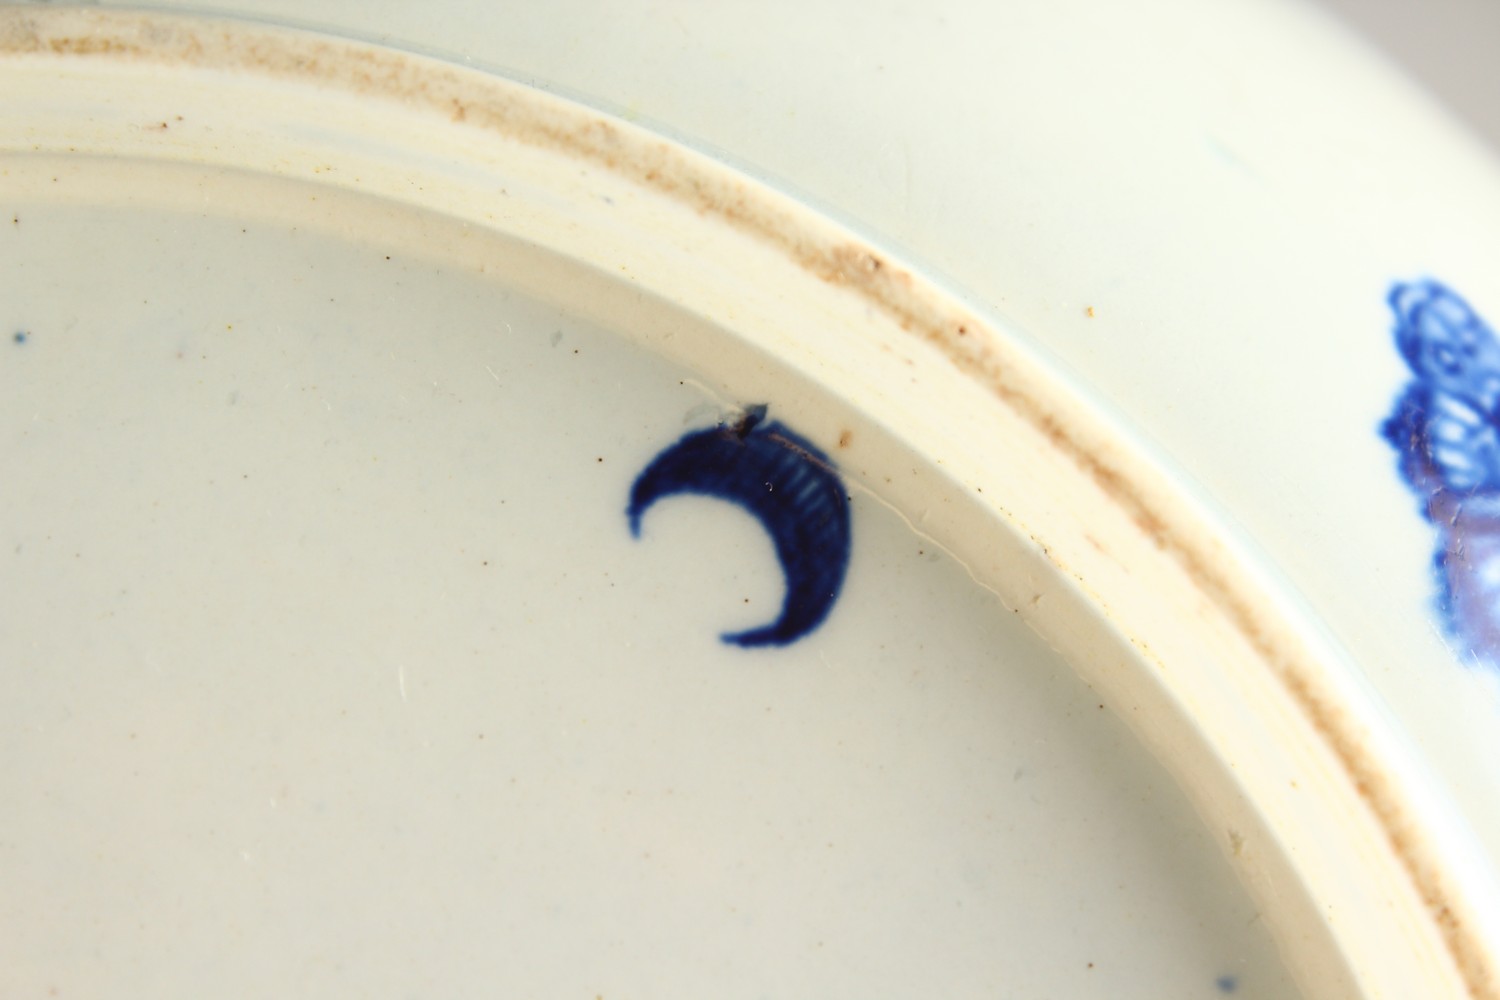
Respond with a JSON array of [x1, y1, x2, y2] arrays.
[[628, 404, 851, 648], [1382, 280, 1500, 665]]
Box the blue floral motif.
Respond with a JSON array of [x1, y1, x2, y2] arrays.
[[1383, 280, 1500, 665]]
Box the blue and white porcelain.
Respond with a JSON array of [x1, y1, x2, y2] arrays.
[[4, 3, 1500, 998]]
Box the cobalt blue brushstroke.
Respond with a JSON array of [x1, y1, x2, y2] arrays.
[[628, 405, 851, 648], [1381, 279, 1500, 666]]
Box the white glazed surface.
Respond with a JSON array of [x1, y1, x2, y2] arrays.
[[97, 0, 1500, 879], [2, 3, 1500, 995], [0, 162, 1296, 997]]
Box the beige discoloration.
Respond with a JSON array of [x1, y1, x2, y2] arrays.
[[0, 8, 1491, 996]]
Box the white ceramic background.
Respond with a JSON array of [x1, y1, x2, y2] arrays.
[[73, 0, 1500, 888], [0, 159, 1294, 996], [6, 1, 1500, 996]]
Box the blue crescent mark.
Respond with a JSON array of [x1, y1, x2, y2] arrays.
[[1382, 279, 1500, 667], [628, 404, 851, 648]]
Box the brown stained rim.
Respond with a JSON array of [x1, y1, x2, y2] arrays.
[[0, 8, 1489, 996]]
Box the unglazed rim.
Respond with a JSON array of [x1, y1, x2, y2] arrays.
[[0, 7, 1492, 997]]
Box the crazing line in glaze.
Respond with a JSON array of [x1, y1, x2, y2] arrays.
[[1383, 280, 1500, 666], [628, 405, 850, 647]]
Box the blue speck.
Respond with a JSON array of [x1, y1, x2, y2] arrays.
[[13, 331, 26, 344], [1216, 973, 1239, 994]]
